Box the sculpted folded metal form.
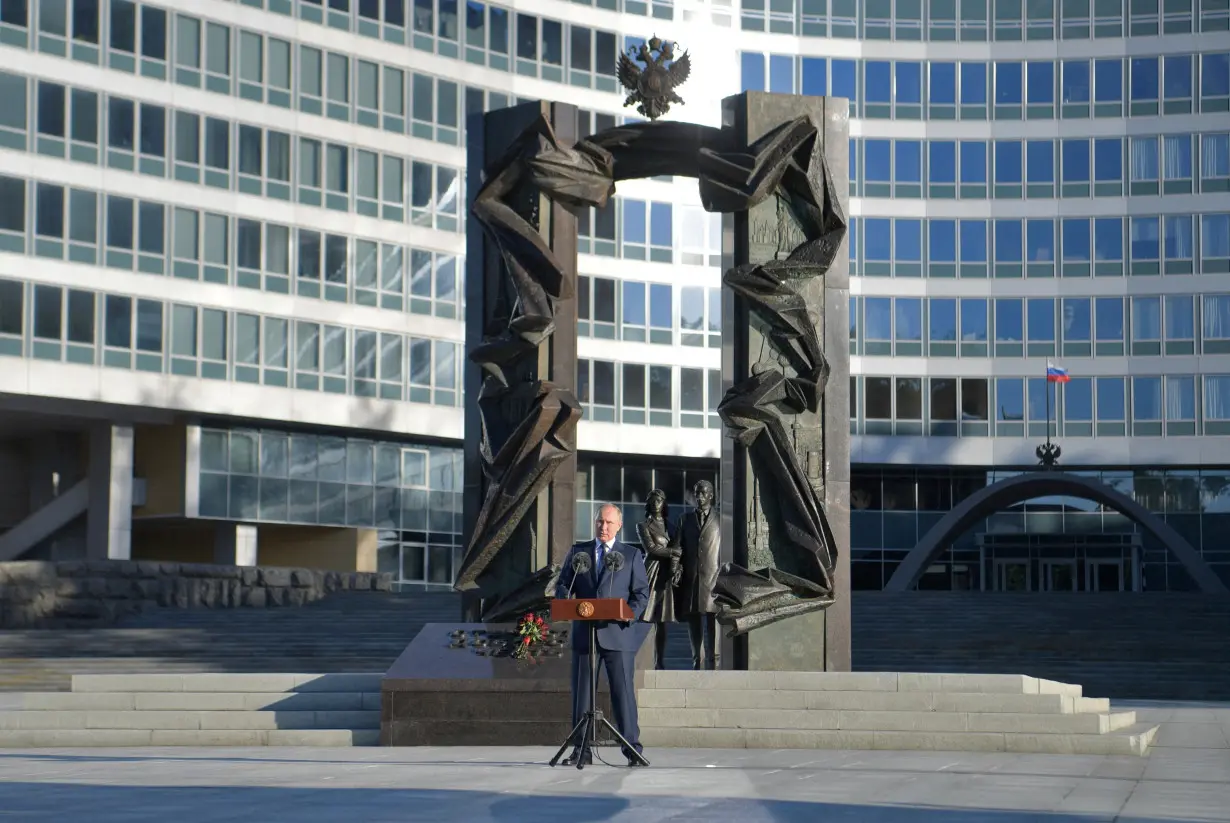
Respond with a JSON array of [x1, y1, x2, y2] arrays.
[[455, 95, 846, 634]]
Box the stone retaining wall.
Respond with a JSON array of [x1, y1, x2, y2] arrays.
[[0, 560, 394, 628]]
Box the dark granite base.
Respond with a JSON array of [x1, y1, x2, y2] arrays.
[[746, 609, 828, 671], [382, 622, 637, 747]]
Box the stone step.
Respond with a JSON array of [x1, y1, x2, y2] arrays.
[[0, 728, 381, 747], [20, 691, 381, 712], [639, 688, 1108, 714], [639, 706, 1137, 735], [641, 722, 1158, 756], [0, 709, 379, 731], [642, 671, 1084, 697], [71, 673, 383, 693]]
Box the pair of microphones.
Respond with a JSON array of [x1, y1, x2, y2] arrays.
[[564, 547, 625, 599]]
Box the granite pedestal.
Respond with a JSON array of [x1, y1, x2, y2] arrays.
[[381, 623, 651, 746]]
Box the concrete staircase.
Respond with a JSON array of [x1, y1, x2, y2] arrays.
[[853, 593, 1230, 701], [0, 591, 458, 692], [638, 671, 1159, 756], [0, 673, 381, 747]]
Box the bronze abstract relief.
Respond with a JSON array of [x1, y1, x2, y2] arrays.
[[458, 93, 845, 637]]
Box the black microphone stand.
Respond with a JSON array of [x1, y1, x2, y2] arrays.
[[549, 552, 650, 770]]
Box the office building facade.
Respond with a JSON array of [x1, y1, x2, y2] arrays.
[[0, 0, 1226, 594]]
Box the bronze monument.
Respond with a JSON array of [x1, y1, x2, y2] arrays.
[[446, 35, 849, 670], [673, 480, 721, 670], [634, 489, 679, 670]]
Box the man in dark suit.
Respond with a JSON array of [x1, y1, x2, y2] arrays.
[[672, 479, 721, 670], [555, 502, 650, 767]]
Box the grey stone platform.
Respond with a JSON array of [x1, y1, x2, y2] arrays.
[[0, 705, 1227, 823], [639, 671, 1157, 756], [0, 670, 1157, 755], [0, 674, 381, 748]]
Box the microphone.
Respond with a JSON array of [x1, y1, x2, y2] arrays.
[[601, 550, 625, 600], [566, 551, 592, 598]]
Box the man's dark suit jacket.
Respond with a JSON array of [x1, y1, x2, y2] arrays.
[[554, 539, 649, 653]]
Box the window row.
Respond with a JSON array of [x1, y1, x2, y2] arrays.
[[0, 177, 464, 317], [845, 214, 1230, 278], [848, 133, 1230, 199], [0, 79, 463, 231], [850, 294, 1230, 358], [0, 278, 462, 406], [576, 359, 723, 430], [200, 427, 460, 490], [850, 373, 1230, 438], [739, 0, 1229, 42], [197, 425, 463, 532], [0, 0, 626, 93], [742, 50, 1230, 119], [578, 276, 721, 347]]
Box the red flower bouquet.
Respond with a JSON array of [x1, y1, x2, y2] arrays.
[[513, 611, 550, 659]]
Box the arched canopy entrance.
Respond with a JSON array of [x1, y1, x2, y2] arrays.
[[884, 472, 1228, 594]]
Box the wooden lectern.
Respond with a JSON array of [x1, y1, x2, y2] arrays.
[[547, 596, 649, 769], [550, 598, 634, 623]]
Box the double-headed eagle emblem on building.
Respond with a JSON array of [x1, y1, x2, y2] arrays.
[[617, 35, 691, 120]]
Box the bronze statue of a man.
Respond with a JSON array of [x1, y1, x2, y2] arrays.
[[635, 489, 680, 670], [672, 479, 720, 670]]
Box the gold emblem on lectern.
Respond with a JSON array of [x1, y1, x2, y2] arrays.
[[576, 601, 595, 618]]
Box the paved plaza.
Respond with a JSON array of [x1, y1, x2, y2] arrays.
[[0, 702, 1225, 823]]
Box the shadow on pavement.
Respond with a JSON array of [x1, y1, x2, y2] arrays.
[[0, 781, 1212, 823]]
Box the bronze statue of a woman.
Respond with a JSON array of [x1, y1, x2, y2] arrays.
[[635, 489, 680, 670]]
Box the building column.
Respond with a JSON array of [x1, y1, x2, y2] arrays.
[[214, 523, 258, 567], [86, 424, 134, 560]]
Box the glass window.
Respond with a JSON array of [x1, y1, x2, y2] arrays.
[[137, 201, 163, 254], [1062, 297, 1091, 341], [33, 284, 62, 341], [105, 195, 133, 250], [1027, 298, 1054, 341], [68, 188, 96, 244], [138, 103, 164, 157], [141, 5, 165, 60], [136, 299, 162, 352], [1065, 378, 1092, 422], [70, 88, 97, 145], [174, 111, 198, 164], [205, 22, 230, 76], [239, 30, 263, 84], [107, 97, 134, 151], [1163, 54, 1192, 100], [1094, 58, 1122, 102], [1026, 60, 1054, 103], [961, 298, 988, 341], [929, 298, 956, 341], [1097, 378, 1125, 422], [175, 15, 200, 69], [37, 81, 65, 138], [0, 175, 25, 233], [960, 62, 987, 104], [1062, 59, 1090, 103], [995, 298, 1023, 341], [1095, 297, 1124, 341], [1134, 376, 1162, 421], [35, 183, 64, 239], [1165, 294, 1194, 340], [930, 62, 956, 104], [995, 61, 1022, 104]]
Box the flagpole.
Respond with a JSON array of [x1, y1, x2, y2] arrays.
[[1045, 361, 1052, 449]]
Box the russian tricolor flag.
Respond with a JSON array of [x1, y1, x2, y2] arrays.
[[1046, 362, 1070, 383]]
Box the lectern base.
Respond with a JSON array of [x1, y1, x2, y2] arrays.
[[548, 621, 650, 770]]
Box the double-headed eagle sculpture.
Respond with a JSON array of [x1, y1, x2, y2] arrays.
[[617, 35, 691, 121]]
